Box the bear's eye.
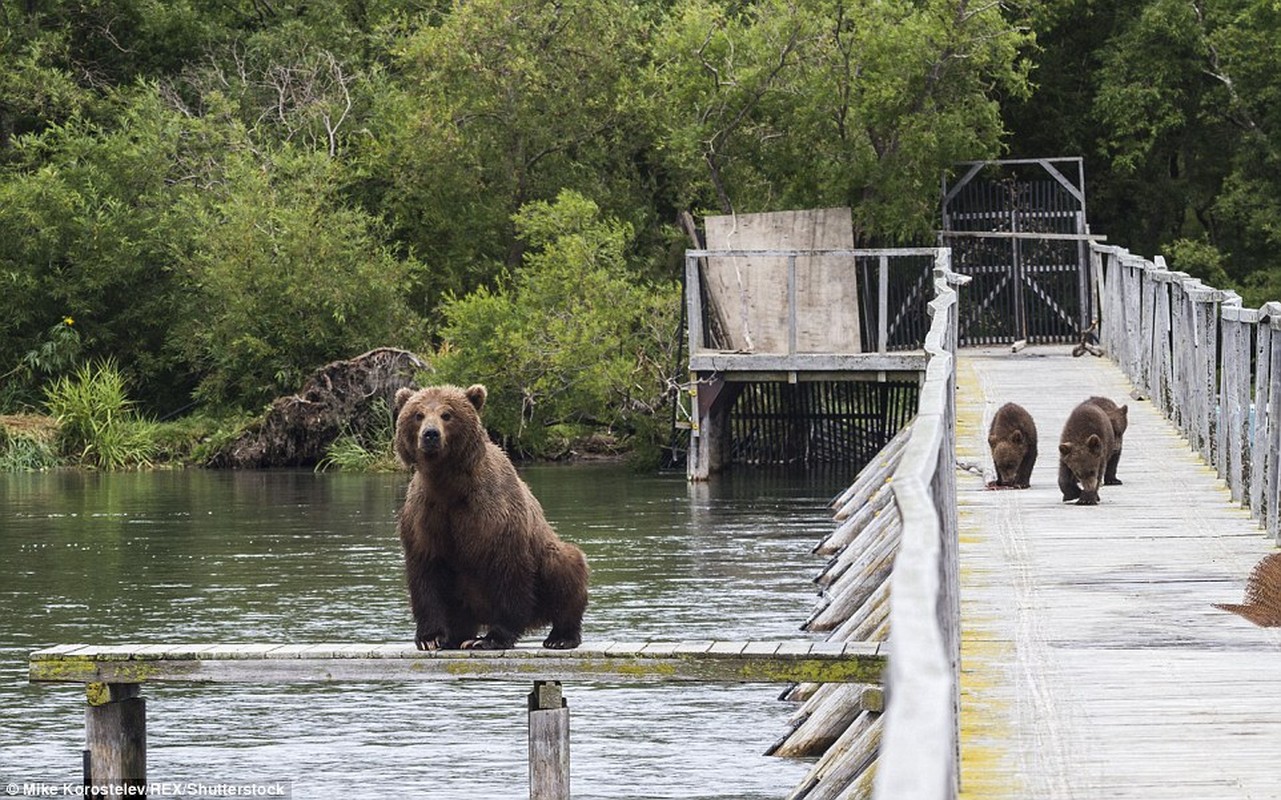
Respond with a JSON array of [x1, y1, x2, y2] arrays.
[[414, 412, 425, 422], [440, 411, 452, 422]]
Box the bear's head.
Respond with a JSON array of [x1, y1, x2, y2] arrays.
[[989, 429, 1028, 486], [394, 384, 488, 468], [1058, 433, 1106, 496]]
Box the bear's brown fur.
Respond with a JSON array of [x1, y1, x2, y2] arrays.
[[1085, 396, 1128, 485], [987, 402, 1037, 488], [1058, 400, 1116, 505], [394, 384, 589, 650]]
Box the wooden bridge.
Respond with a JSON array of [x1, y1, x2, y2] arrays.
[[28, 235, 1281, 798], [870, 243, 1281, 799]]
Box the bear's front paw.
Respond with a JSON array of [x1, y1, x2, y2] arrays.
[[415, 629, 452, 651], [1104, 477, 1123, 486], [461, 634, 516, 651], [543, 634, 581, 650], [1075, 492, 1099, 506]]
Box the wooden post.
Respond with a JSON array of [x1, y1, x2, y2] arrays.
[[529, 680, 570, 800], [84, 682, 145, 790], [688, 377, 740, 480]]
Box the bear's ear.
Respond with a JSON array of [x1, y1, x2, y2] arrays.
[[1117, 405, 1128, 420], [1086, 433, 1102, 453], [394, 387, 415, 417], [1059, 442, 1072, 456], [464, 384, 487, 412], [1010, 430, 1024, 445]]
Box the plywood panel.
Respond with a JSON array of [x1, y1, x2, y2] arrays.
[[703, 208, 861, 354]]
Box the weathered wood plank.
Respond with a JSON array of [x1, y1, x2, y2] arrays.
[[30, 641, 885, 686], [688, 353, 927, 373]]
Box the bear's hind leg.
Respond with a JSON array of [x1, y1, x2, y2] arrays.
[[1104, 449, 1123, 485], [541, 545, 588, 650]]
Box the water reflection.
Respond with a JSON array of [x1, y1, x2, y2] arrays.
[[0, 465, 849, 799]]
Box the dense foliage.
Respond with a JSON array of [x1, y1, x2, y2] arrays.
[[1004, 0, 1281, 305], [3, 0, 1278, 460]]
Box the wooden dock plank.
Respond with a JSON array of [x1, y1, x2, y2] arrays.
[[29, 640, 884, 686], [955, 346, 1281, 800]]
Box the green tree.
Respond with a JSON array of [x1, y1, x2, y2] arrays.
[[0, 89, 205, 413], [1012, 0, 1281, 298], [174, 145, 423, 410], [361, 0, 655, 311], [647, 0, 1032, 242], [433, 191, 680, 456]]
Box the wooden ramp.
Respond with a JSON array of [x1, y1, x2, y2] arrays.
[[955, 345, 1281, 799]]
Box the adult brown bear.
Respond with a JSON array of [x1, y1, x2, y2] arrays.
[[394, 384, 588, 650]]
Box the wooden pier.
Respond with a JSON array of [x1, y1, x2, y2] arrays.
[[30, 640, 884, 796]]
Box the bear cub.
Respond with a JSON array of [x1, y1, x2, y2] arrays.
[[1084, 396, 1128, 485], [394, 383, 589, 651], [987, 402, 1037, 489], [1058, 400, 1116, 505]]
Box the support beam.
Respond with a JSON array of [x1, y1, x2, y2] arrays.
[[688, 377, 740, 481], [528, 681, 570, 800], [84, 682, 145, 790]]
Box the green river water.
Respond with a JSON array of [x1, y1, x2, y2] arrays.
[[0, 464, 850, 799]]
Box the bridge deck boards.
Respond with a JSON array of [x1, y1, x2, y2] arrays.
[[956, 346, 1281, 800], [29, 640, 885, 686]]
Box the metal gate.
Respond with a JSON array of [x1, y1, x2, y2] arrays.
[[941, 157, 1095, 345]]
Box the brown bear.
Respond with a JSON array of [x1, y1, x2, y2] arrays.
[[987, 402, 1037, 489], [1085, 396, 1128, 485], [1058, 400, 1116, 505], [394, 383, 589, 650]]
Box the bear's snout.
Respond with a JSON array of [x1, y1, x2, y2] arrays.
[[419, 426, 443, 453]]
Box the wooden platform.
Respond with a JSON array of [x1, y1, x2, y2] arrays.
[[29, 640, 885, 685], [955, 345, 1281, 799]]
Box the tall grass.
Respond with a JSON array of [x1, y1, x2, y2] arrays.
[[44, 360, 157, 469], [315, 400, 401, 473], [0, 427, 60, 471]]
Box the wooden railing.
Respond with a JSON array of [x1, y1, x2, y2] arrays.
[[1091, 243, 1280, 541], [872, 254, 968, 800], [684, 247, 943, 370]]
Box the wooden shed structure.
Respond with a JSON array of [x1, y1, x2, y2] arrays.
[[683, 208, 950, 479]]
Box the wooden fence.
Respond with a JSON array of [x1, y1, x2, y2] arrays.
[[870, 254, 967, 800], [1091, 243, 1281, 541]]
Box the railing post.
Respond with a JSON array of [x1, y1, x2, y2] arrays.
[[878, 254, 890, 353], [529, 680, 570, 800], [84, 682, 145, 791]]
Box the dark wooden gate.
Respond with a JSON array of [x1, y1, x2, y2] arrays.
[[941, 158, 1095, 345]]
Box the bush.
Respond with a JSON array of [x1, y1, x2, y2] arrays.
[[44, 360, 157, 469], [433, 191, 680, 457], [174, 148, 423, 411]]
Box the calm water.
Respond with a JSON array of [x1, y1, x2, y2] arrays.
[[0, 464, 850, 798]]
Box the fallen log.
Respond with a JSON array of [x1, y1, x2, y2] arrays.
[[207, 347, 428, 468]]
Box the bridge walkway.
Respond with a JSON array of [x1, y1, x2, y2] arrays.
[[955, 345, 1281, 799]]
